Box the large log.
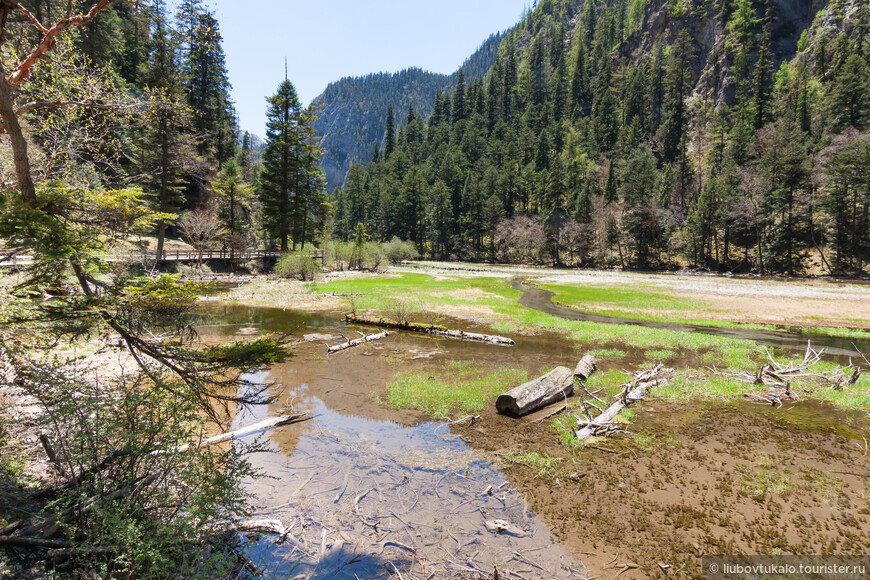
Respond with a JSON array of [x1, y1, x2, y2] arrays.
[[326, 330, 389, 353], [573, 354, 598, 381], [345, 314, 514, 345], [496, 367, 574, 418], [575, 367, 673, 441]]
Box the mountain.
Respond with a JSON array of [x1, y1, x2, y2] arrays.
[[329, 0, 870, 275], [311, 32, 505, 191]]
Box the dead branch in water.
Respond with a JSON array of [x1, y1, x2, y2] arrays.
[[574, 365, 674, 442], [719, 342, 867, 405], [172, 413, 309, 453], [326, 330, 389, 353], [344, 314, 514, 345]]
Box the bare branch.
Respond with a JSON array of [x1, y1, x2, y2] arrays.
[[13, 2, 48, 34], [15, 99, 144, 117], [7, 0, 122, 88]]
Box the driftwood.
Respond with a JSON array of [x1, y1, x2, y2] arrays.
[[721, 342, 867, 405], [326, 330, 389, 353], [345, 314, 514, 345], [573, 354, 598, 381], [496, 367, 573, 418], [575, 365, 673, 442], [173, 413, 309, 453], [484, 519, 526, 537]]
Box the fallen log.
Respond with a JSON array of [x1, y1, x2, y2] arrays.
[[173, 413, 309, 453], [575, 366, 673, 441], [573, 354, 598, 381], [496, 367, 573, 418], [326, 330, 389, 353], [345, 314, 514, 345]]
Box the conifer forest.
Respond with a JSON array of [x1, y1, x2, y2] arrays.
[[0, 1, 869, 578]]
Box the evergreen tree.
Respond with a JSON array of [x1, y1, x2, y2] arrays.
[[140, 0, 192, 260], [259, 79, 303, 252], [384, 104, 396, 159], [452, 69, 468, 123], [212, 159, 253, 252], [186, 11, 237, 165]]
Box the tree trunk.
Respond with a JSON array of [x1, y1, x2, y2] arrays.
[[575, 368, 672, 441], [573, 354, 597, 381], [0, 66, 36, 206], [345, 314, 514, 345], [326, 331, 388, 354], [496, 366, 573, 418]]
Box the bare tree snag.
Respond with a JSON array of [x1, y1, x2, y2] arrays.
[[326, 331, 389, 354], [573, 354, 598, 381], [345, 314, 514, 345], [496, 367, 574, 418], [575, 366, 673, 442]]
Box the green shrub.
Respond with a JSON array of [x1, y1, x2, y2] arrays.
[[383, 237, 419, 264], [274, 253, 321, 280]]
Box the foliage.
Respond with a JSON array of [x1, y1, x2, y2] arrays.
[[327, 0, 870, 275], [274, 252, 322, 281], [7, 356, 255, 578], [383, 236, 420, 264]]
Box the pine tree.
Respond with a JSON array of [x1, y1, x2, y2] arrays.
[[661, 32, 692, 164], [384, 104, 396, 159], [211, 159, 253, 252], [259, 79, 303, 252], [186, 11, 237, 165], [140, 0, 193, 260], [452, 69, 468, 123]]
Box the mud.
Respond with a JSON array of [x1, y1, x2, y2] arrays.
[[453, 401, 870, 579], [195, 301, 870, 579]]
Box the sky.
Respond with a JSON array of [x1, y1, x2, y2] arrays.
[[210, 0, 531, 137]]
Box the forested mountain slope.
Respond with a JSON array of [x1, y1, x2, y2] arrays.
[[332, 0, 870, 275], [311, 33, 504, 191]]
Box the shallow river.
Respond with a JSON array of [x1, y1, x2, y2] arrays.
[[195, 304, 587, 579], [192, 291, 870, 579]]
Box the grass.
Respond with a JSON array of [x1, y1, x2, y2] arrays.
[[646, 349, 677, 361], [737, 457, 793, 499], [654, 373, 755, 404], [230, 272, 870, 412], [543, 281, 870, 341], [384, 361, 530, 419], [505, 451, 562, 477], [542, 283, 702, 316], [588, 348, 627, 358]]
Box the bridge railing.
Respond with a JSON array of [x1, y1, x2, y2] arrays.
[[0, 249, 326, 267]]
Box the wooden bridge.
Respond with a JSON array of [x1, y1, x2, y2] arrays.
[[0, 249, 325, 268]]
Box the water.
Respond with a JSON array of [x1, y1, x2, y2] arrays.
[[195, 304, 587, 579], [512, 278, 870, 360]]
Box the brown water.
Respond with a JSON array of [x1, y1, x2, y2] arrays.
[[194, 303, 587, 579], [193, 302, 870, 579]]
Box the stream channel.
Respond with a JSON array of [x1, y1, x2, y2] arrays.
[[192, 282, 870, 579]]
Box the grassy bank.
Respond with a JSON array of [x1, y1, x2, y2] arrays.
[[226, 272, 869, 412]]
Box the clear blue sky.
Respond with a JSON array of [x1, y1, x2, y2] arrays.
[[210, 1, 531, 137]]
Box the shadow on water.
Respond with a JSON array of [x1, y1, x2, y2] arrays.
[[511, 278, 870, 360]]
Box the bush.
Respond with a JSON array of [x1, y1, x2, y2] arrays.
[[274, 253, 322, 280], [383, 237, 419, 264]]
